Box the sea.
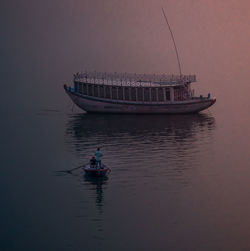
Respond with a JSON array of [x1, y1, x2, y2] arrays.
[[1, 1, 250, 250]]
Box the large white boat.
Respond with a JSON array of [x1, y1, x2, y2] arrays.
[[64, 9, 216, 114], [64, 71, 216, 114]]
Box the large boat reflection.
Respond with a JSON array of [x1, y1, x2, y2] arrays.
[[65, 113, 216, 150]]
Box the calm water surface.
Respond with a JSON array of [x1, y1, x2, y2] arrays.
[[1, 107, 250, 250]]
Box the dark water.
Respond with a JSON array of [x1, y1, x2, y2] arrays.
[[1, 1, 250, 250], [1, 107, 250, 250]]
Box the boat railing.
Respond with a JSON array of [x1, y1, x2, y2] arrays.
[[73, 71, 196, 87]]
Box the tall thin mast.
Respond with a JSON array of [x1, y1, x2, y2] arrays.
[[161, 7, 182, 76]]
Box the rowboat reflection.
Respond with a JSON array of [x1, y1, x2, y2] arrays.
[[83, 174, 109, 214]]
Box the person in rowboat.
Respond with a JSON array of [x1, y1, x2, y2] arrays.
[[90, 156, 96, 168], [95, 147, 103, 169]]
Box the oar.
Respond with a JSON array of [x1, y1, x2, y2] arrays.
[[58, 163, 88, 174]]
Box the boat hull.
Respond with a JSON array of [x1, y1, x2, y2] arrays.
[[84, 165, 110, 176], [64, 86, 216, 114]]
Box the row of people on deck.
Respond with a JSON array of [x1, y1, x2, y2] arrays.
[[90, 148, 103, 168]]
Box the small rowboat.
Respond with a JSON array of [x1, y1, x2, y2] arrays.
[[83, 164, 111, 176]]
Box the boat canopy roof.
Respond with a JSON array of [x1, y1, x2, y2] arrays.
[[74, 71, 196, 87]]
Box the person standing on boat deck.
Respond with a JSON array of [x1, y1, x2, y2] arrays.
[[95, 148, 103, 168]]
